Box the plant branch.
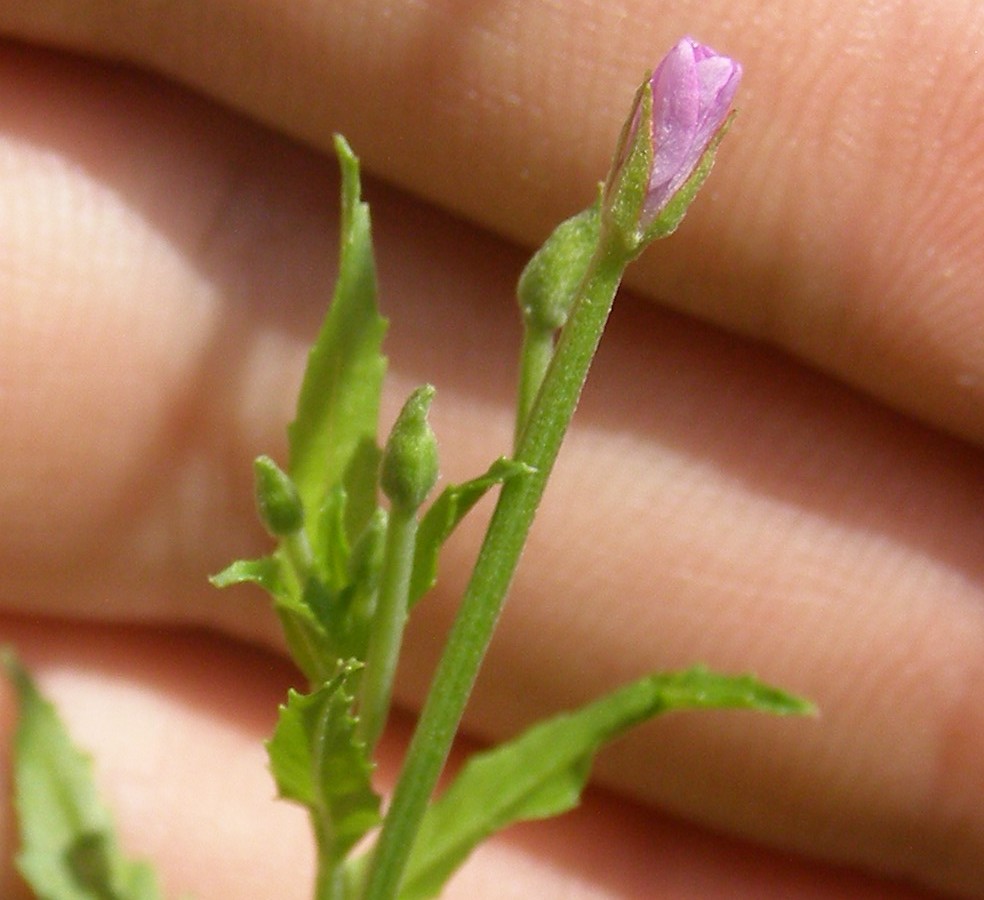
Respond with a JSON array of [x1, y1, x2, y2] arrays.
[[362, 233, 628, 899]]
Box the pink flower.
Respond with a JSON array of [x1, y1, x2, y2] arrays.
[[643, 37, 741, 223], [604, 37, 741, 244]]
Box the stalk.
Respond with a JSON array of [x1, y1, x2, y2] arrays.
[[362, 234, 628, 899], [513, 326, 555, 451], [357, 502, 419, 751]]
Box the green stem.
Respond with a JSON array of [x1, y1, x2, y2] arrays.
[[314, 850, 346, 900], [357, 502, 419, 751], [513, 325, 555, 453], [283, 528, 315, 584], [362, 236, 628, 900]]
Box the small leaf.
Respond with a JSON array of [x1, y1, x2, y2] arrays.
[[399, 667, 813, 899], [267, 663, 382, 862], [1, 648, 163, 900], [332, 508, 388, 662], [409, 458, 533, 606], [287, 135, 388, 549], [312, 484, 352, 591], [274, 581, 340, 687], [342, 437, 384, 550], [211, 555, 343, 685], [211, 556, 341, 685], [209, 555, 288, 596]]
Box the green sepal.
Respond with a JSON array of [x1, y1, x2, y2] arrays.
[[287, 134, 388, 549], [409, 458, 533, 607], [399, 666, 813, 899], [601, 77, 653, 253], [600, 79, 736, 258], [517, 203, 600, 333], [640, 110, 737, 244], [267, 662, 382, 863], [1, 648, 163, 900]]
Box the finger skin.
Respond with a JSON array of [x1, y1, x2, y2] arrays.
[[0, 29, 982, 900], [0, 618, 940, 899], [1, 1, 982, 446]]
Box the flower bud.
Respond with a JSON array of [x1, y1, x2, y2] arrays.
[[254, 455, 305, 536], [381, 385, 439, 512], [517, 204, 600, 333], [604, 37, 741, 246]]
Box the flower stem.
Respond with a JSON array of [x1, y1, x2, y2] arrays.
[[282, 528, 315, 584], [314, 850, 345, 900], [361, 234, 628, 900], [357, 502, 419, 751], [513, 326, 556, 453]]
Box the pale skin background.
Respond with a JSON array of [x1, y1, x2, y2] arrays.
[[0, 1, 982, 897]]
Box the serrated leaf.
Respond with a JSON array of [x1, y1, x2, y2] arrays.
[[400, 666, 813, 899], [1, 649, 163, 900], [287, 135, 387, 551], [267, 664, 381, 862], [409, 458, 533, 606]]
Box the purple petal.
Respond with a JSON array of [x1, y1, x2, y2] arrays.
[[649, 38, 700, 188], [694, 55, 741, 147], [643, 37, 741, 223]]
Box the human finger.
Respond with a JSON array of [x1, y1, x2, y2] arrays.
[[0, 40, 982, 898], [0, 617, 939, 899], [1, 1, 982, 446]]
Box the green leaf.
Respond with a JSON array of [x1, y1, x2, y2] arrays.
[[267, 663, 382, 863], [312, 484, 352, 591], [333, 508, 388, 662], [409, 458, 533, 606], [209, 555, 288, 596], [273, 577, 340, 684], [1, 648, 163, 900], [211, 555, 343, 685], [287, 134, 388, 549], [399, 667, 813, 899]]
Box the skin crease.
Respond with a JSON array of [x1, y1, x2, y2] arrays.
[[0, 1, 981, 897]]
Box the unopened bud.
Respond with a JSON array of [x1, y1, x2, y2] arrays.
[[381, 386, 439, 511], [517, 204, 600, 333], [254, 455, 304, 536], [603, 37, 741, 248]]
